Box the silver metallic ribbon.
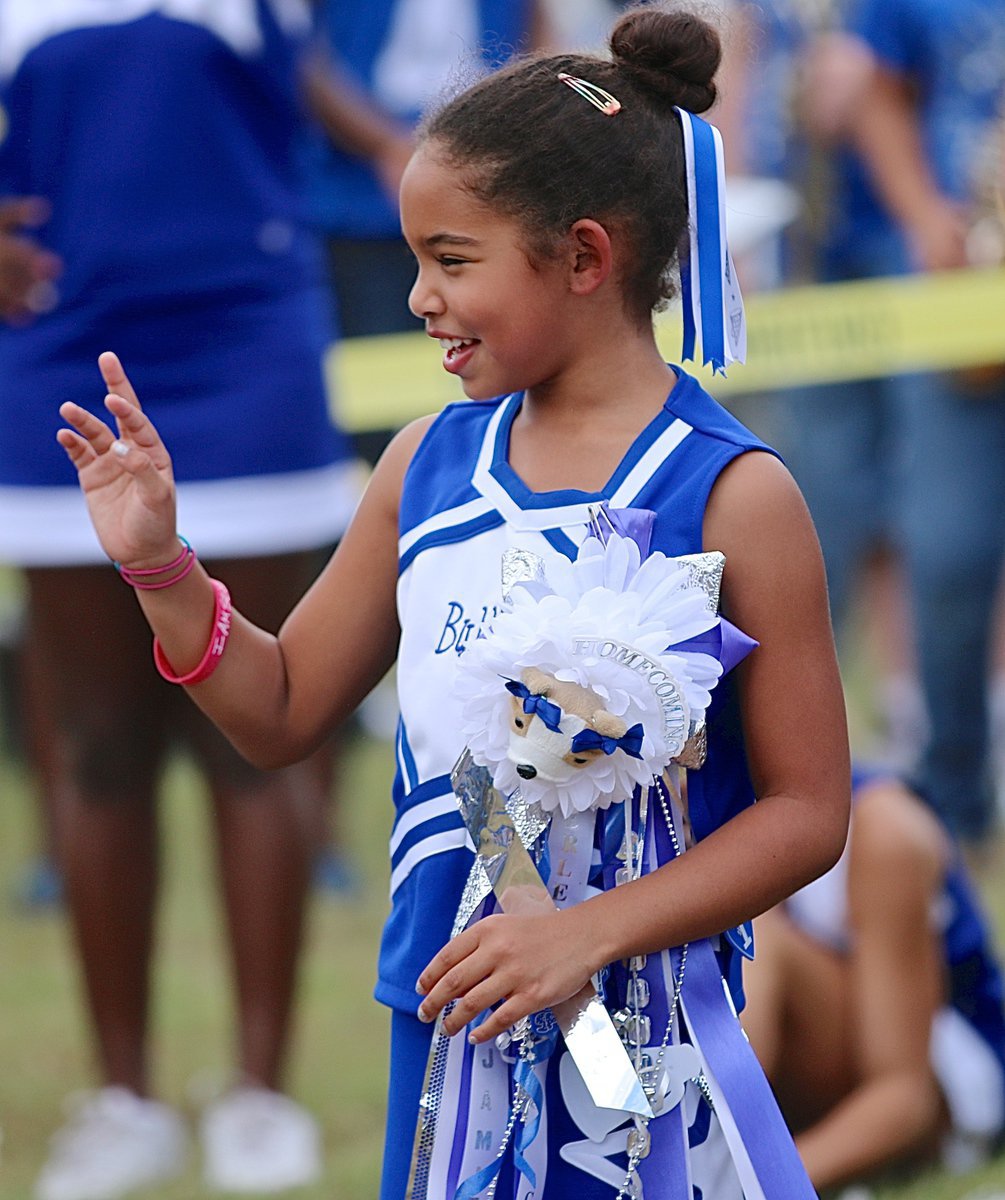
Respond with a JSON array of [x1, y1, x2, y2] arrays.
[[451, 751, 653, 1118]]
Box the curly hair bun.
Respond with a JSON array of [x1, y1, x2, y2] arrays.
[[610, 3, 721, 114]]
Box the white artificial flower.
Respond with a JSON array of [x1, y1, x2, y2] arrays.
[[455, 534, 724, 816]]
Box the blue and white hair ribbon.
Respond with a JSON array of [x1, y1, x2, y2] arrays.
[[675, 108, 746, 375]]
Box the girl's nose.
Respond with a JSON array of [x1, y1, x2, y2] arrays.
[[408, 268, 443, 320]]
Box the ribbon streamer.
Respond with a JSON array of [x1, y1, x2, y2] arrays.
[[675, 108, 747, 374], [649, 782, 818, 1199]]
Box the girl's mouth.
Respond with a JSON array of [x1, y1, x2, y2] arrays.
[[439, 336, 479, 375]]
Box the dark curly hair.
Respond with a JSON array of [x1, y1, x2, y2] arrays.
[[419, 3, 721, 325]]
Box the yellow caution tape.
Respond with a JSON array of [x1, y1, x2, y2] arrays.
[[328, 266, 1005, 432]]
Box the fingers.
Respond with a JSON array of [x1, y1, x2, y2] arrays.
[[416, 921, 543, 1041], [58, 375, 173, 497], [105, 393, 169, 465], [416, 928, 474, 999], [467, 997, 531, 1045], [0, 201, 61, 321], [417, 932, 489, 1024], [440, 978, 510, 1039], [58, 401, 117, 456], [58, 398, 169, 485], [55, 426, 98, 468], [98, 351, 143, 409], [419, 956, 542, 1043]]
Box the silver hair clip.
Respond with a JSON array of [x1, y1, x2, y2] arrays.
[[558, 72, 622, 116]]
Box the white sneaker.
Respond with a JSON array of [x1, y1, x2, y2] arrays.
[[35, 1088, 188, 1200], [200, 1087, 322, 1193]]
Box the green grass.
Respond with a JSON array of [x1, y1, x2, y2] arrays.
[[1, 709, 1003, 1198], [0, 737, 395, 1199]]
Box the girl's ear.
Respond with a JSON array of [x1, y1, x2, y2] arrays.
[[567, 219, 613, 295]]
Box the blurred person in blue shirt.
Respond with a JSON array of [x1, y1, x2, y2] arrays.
[[847, 0, 1005, 846], [302, 0, 552, 343], [0, 4, 362, 1197]]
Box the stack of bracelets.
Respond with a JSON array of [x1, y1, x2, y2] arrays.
[[115, 537, 233, 687]]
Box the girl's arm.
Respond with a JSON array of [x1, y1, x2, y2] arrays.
[[59, 353, 428, 768], [795, 780, 948, 1189], [419, 450, 851, 1039]]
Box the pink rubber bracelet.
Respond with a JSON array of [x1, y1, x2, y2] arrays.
[[153, 579, 232, 686], [117, 537, 190, 577], [127, 551, 197, 591], [117, 537, 194, 588]]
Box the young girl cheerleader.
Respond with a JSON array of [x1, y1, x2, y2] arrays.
[[57, 4, 850, 1196]]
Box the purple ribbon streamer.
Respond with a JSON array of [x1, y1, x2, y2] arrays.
[[650, 789, 816, 1198], [589, 503, 660, 561], [447, 1036, 475, 1197], [681, 938, 819, 1198], [601, 506, 655, 557]]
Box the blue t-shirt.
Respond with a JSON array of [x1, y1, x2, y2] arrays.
[[854, 0, 1005, 210], [737, 0, 901, 281], [303, 0, 534, 239]]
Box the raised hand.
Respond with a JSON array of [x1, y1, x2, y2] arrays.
[[57, 352, 179, 568]]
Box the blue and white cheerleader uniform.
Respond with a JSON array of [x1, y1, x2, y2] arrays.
[[785, 765, 1005, 1171], [378, 368, 819, 1199], [0, 0, 359, 565]]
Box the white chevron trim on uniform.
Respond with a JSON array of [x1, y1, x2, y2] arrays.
[[399, 495, 496, 558], [609, 417, 694, 507], [389, 828, 472, 897], [471, 396, 601, 532], [389, 792, 461, 857]]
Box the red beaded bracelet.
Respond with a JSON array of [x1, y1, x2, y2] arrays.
[[153, 579, 232, 686]]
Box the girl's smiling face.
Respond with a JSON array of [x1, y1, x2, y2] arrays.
[[401, 144, 576, 401]]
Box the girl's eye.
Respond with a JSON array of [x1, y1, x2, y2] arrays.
[[439, 256, 467, 268]]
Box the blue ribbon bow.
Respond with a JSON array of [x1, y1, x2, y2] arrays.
[[504, 679, 563, 732], [570, 723, 644, 759]]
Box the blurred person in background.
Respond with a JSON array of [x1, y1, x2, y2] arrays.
[[743, 766, 1005, 1192], [847, 0, 1005, 850], [715, 2, 929, 775], [0, 3, 362, 1197], [300, 0, 552, 352], [719, 0, 1005, 849]]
